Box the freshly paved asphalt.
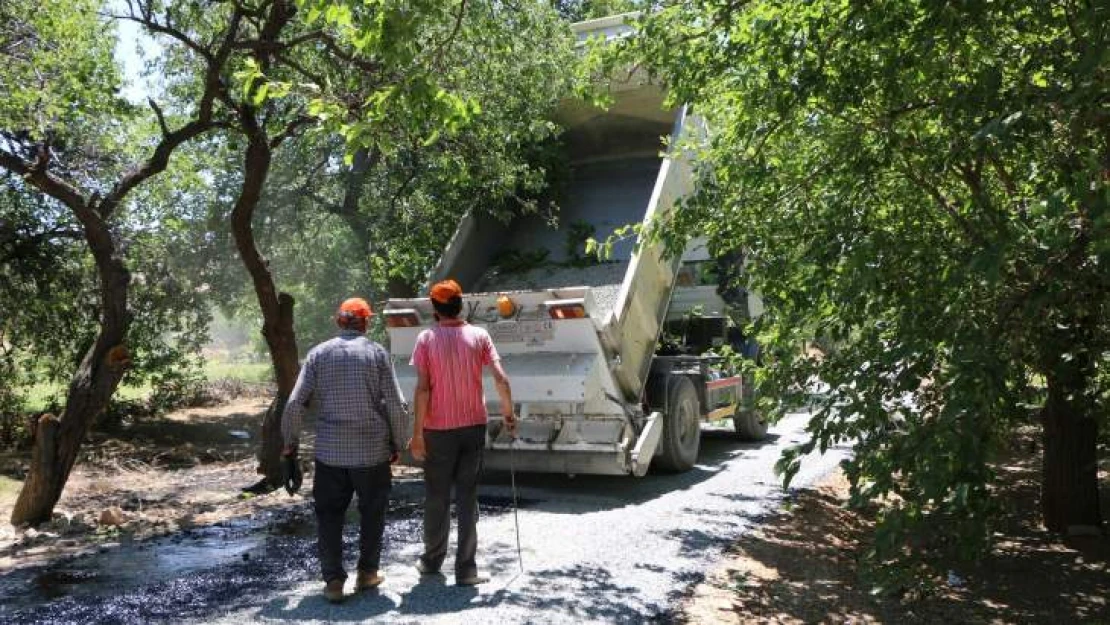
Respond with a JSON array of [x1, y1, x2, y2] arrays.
[[3, 410, 847, 624], [213, 410, 847, 624]]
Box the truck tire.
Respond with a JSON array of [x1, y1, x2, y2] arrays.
[[733, 372, 768, 441], [657, 376, 701, 472]]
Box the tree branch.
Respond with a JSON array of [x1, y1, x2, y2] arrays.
[[0, 149, 86, 210], [232, 29, 325, 53], [894, 153, 984, 246], [428, 0, 467, 68], [297, 186, 341, 214], [985, 151, 1018, 198], [101, 3, 246, 214], [386, 160, 422, 219], [268, 115, 315, 149], [274, 51, 326, 90], [318, 31, 381, 74], [340, 146, 381, 216], [107, 11, 212, 62], [147, 98, 171, 137]]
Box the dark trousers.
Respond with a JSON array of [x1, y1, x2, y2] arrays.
[[420, 424, 485, 578], [313, 459, 392, 583]]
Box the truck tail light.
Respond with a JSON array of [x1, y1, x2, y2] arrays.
[[545, 298, 587, 320], [384, 309, 421, 328], [497, 295, 516, 319]]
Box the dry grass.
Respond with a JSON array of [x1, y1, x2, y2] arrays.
[[0, 475, 19, 511], [682, 450, 1110, 624]]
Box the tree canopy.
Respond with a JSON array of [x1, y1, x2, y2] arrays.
[[625, 0, 1109, 573], [0, 0, 214, 415]]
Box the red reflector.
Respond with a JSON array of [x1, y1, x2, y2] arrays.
[[548, 304, 586, 320], [384, 311, 421, 328]]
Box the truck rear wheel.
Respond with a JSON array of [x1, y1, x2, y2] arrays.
[[657, 376, 701, 472], [733, 372, 768, 441]]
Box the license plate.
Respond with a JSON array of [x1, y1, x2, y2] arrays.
[[488, 320, 555, 346]]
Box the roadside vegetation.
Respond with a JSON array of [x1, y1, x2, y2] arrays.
[[16, 360, 271, 413], [683, 434, 1109, 624], [618, 0, 1108, 585]]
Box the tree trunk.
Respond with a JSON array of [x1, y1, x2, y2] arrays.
[[256, 293, 299, 484], [1040, 363, 1103, 534], [3, 1, 222, 522], [11, 222, 131, 526], [387, 275, 417, 298], [223, 1, 305, 489], [231, 129, 300, 488]]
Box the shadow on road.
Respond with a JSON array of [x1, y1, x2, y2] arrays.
[[256, 591, 400, 622], [0, 425, 795, 624], [478, 430, 782, 515], [500, 563, 670, 622], [249, 550, 670, 623]]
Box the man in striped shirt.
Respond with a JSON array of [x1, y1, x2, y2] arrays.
[[281, 297, 410, 603], [408, 279, 516, 586]]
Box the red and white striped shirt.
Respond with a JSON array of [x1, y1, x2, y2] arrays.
[[410, 322, 500, 430]]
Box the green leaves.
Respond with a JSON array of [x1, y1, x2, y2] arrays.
[[0, 0, 123, 139], [630, 0, 1110, 571], [211, 1, 576, 338]]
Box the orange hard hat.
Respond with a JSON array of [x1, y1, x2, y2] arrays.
[[430, 279, 463, 304], [338, 297, 373, 319]]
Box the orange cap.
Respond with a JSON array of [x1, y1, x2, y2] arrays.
[[338, 297, 373, 318], [430, 279, 463, 304]]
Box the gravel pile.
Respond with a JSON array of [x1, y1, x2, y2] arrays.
[[474, 261, 630, 318], [588, 283, 623, 319]]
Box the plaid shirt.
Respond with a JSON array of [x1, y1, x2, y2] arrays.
[[282, 330, 410, 468]]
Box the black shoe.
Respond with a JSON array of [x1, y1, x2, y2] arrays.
[[241, 478, 279, 495]]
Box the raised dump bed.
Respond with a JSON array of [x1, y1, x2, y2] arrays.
[[384, 14, 764, 477]]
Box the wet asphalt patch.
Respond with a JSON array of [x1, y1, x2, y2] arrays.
[[1, 491, 535, 624]]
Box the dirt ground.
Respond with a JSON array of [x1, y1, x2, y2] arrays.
[[0, 398, 418, 572], [681, 453, 1110, 624]]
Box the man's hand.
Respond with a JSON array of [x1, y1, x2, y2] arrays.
[[281, 448, 302, 496], [408, 434, 426, 462], [503, 412, 518, 438]]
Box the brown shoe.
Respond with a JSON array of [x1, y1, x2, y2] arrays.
[[324, 579, 345, 603], [355, 570, 384, 591], [456, 573, 489, 586]]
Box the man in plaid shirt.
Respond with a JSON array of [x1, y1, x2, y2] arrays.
[[281, 297, 410, 603]]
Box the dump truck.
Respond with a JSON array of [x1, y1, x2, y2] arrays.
[[383, 14, 767, 476]]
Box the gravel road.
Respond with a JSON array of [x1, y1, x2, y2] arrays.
[[212, 410, 846, 625], [4, 410, 846, 624]]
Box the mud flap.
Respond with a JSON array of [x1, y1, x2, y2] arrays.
[[630, 411, 663, 477]]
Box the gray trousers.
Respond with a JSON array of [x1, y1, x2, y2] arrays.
[[420, 424, 485, 579]]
